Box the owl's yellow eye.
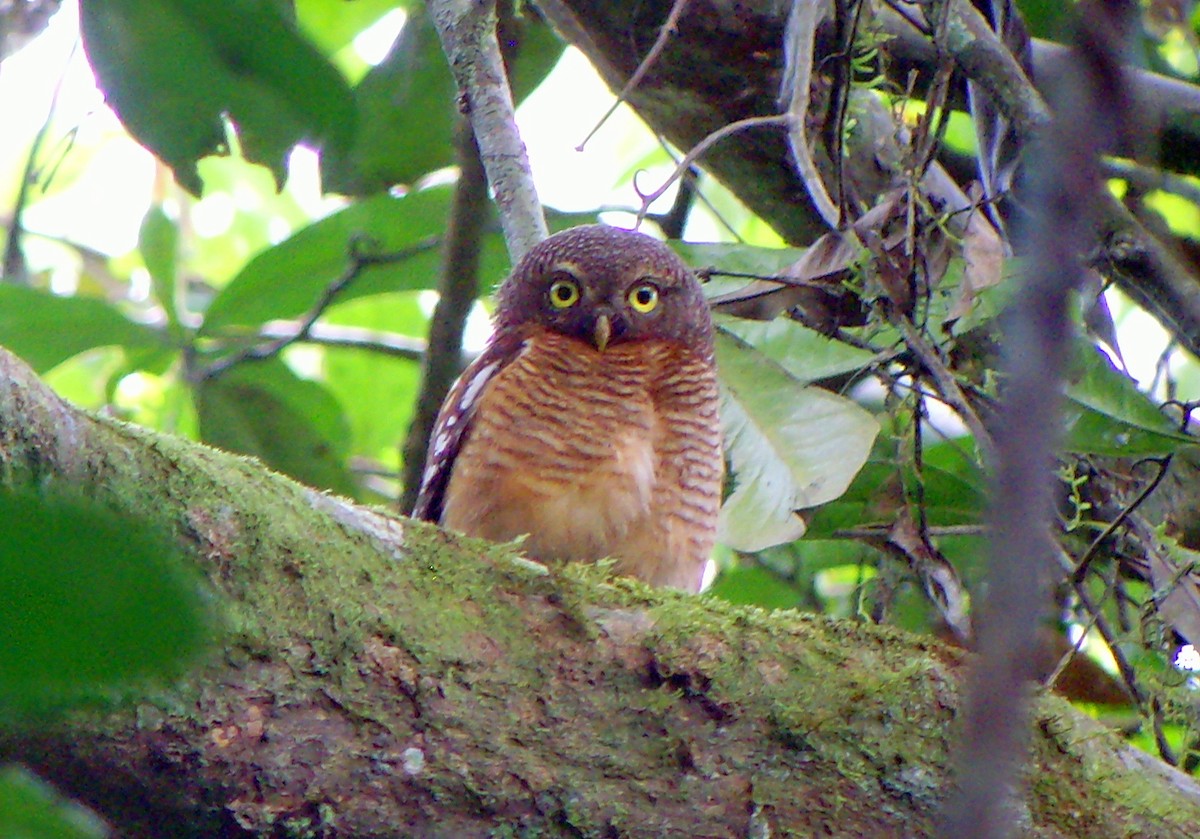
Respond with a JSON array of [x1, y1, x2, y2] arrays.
[[628, 283, 659, 313], [549, 277, 580, 309]]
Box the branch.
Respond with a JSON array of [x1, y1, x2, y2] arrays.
[[428, 0, 547, 261], [1, 345, 1198, 833], [941, 3, 1137, 834], [195, 237, 439, 381], [400, 120, 489, 513]]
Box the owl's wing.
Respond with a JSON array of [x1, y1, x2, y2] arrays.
[[411, 332, 525, 522]]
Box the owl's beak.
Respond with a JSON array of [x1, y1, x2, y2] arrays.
[[593, 314, 612, 352]]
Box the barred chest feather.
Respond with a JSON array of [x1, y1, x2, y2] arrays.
[[441, 330, 722, 591]]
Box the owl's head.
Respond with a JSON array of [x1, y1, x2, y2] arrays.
[[494, 225, 713, 354]]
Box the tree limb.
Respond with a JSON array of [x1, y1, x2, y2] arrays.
[[1, 347, 1199, 834], [429, 0, 547, 261], [400, 120, 489, 513]]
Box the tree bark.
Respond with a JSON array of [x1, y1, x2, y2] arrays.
[[1, 345, 1199, 836]]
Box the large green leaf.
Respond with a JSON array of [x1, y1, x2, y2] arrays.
[[322, 9, 566, 195], [80, 0, 355, 192], [295, 0, 407, 56], [0, 286, 163, 373], [804, 436, 986, 537], [0, 766, 106, 839], [195, 359, 357, 496], [322, 294, 425, 464], [200, 186, 462, 331], [1064, 344, 1197, 456], [0, 491, 210, 713], [715, 314, 877, 383], [321, 7, 454, 194], [716, 330, 880, 552]]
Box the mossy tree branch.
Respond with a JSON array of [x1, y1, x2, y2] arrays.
[[1, 346, 1199, 834]]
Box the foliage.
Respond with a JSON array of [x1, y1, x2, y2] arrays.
[[4, 0, 1200, 826]]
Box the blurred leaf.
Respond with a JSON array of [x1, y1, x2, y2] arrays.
[[805, 438, 986, 537], [138, 205, 180, 330], [321, 7, 454, 193], [322, 294, 425, 463], [706, 564, 808, 610], [195, 359, 357, 496], [716, 330, 880, 552], [295, 0, 406, 55], [323, 9, 565, 195], [715, 315, 877, 382], [201, 186, 454, 331], [80, 0, 355, 193], [0, 765, 106, 839], [1064, 344, 1197, 456], [0, 286, 163, 373], [0, 490, 210, 713], [1014, 0, 1072, 39]]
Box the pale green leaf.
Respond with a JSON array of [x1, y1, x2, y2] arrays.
[[0, 287, 162, 373], [715, 315, 877, 383], [716, 331, 880, 552]]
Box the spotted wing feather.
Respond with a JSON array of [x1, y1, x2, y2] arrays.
[[411, 332, 525, 521]]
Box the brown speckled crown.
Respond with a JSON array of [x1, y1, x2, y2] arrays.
[[494, 225, 714, 355]]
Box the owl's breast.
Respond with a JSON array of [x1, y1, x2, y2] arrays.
[[440, 331, 676, 562]]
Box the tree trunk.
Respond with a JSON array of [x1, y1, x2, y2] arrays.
[[1, 346, 1198, 835]]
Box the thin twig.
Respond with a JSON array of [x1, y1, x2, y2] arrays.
[[258, 323, 429, 362], [895, 315, 996, 464], [428, 0, 547, 260], [575, 0, 692, 152], [835, 524, 987, 539], [1071, 456, 1173, 585], [647, 164, 698, 239], [1058, 547, 1148, 707], [196, 237, 439, 381], [633, 115, 792, 225]]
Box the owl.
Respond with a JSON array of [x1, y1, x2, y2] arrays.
[[412, 225, 722, 593]]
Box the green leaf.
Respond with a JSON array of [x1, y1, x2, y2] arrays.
[[195, 359, 357, 496], [80, 0, 355, 192], [295, 0, 407, 56], [139, 204, 180, 330], [321, 7, 455, 193], [715, 315, 877, 382], [322, 294, 425, 463], [1063, 344, 1197, 456], [0, 286, 163, 373], [0, 491, 210, 713], [199, 198, 596, 335], [201, 187, 461, 331], [322, 9, 566, 195], [716, 330, 880, 552], [706, 565, 808, 610], [0, 766, 106, 839], [805, 438, 986, 537]]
